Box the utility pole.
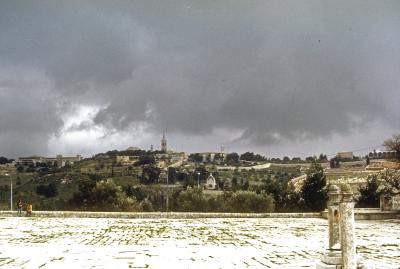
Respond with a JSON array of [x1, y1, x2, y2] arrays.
[[6, 174, 12, 211], [166, 168, 169, 212], [197, 172, 200, 188]]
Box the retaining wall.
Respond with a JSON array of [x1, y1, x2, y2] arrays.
[[1, 210, 398, 220], [0, 211, 321, 219], [321, 208, 400, 220]]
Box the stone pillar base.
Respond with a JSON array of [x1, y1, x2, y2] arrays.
[[316, 261, 342, 269], [316, 249, 342, 269], [321, 250, 342, 265], [316, 255, 366, 269]]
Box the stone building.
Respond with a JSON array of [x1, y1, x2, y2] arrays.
[[337, 151, 354, 160], [199, 152, 225, 163], [205, 173, 217, 190], [368, 149, 397, 160], [17, 155, 82, 168], [126, 146, 141, 151], [115, 155, 139, 165]]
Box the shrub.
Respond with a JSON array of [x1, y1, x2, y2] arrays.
[[301, 161, 327, 211], [36, 183, 58, 198], [357, 174, 380, 208], [175, 187, 208, 212]]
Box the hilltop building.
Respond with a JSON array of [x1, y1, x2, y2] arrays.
[[337, 151, 354, 160], [155, 152, 187, 168], [17, 155, 82, 168], [368, 149, 398, 160], [115, 155, 139, 165], [126, 146, 141, 151], [194, 152, 226, 163]]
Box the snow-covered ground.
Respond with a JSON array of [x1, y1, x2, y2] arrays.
[[0, 217, 398, 268]]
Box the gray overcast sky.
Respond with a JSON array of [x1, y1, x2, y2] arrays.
[[0, 0, 399, 158]]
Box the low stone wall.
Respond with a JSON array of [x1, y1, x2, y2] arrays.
[[0, 211, 321, 219], [2, 210, 398, 220], [321, 208, 400, 220]]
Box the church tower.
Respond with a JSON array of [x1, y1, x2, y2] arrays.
[[161, 131, 167, 152]]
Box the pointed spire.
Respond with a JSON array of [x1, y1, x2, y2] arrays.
[[161, 129, 167, 152]]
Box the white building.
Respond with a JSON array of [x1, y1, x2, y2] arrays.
[[205, 173, 217, 190], [337, 152, 354, 160], [17, 155, 82, 167]]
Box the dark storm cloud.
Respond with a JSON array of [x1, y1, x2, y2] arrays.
[[0, 69, 62, 156], [0, 0, 399, 156]]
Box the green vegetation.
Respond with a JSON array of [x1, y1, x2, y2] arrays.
[[240, 152, 266, 162], [0, 157, 14, 164], [70, 178, 141, 211], [36, 183, 58, 198], [379, 169, 400, 195], [1, 134, 399, 212], [174, 188, 274, 213], [357, 174, 380, 208], [300, 161, 327, 211], [1, 146, 373, 213]]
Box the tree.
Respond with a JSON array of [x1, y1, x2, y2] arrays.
[[301, 161, 327, 211], [279, 182, 302, 212], [384, 134, 400, 161], [123, 185, 147, 202], [167, 167, 177, 184], [136, 155, 155, 166], [71, 179, 141, 211], [305, 156, 316, 162], [263, 177, 282, 202], [318, 154, 327, 162], [329, 158, 335, 168], [71, 177, 97, 206], [329, 157, 340, 169], [90, 180, 141, 211], [36, 183, 58, 198], [221, 191, 274, 213], [213, 153, 224, 162], [140, 165, 161, 184], [226, 152, 240, 164], [379, 169, 400, 195], [240, 152, 266, 162], [188, 153, 203, 163], [126, 165, 133, 176], [292, 157, 302, 163], [0, 157, 13, 164], [357, 174, 380, 208], [176, 187, 208, 212], [240, 152, 254, 161], [242, 180, 250, 191], [231, 177, 238, 191], [17, 166, 24, 173]]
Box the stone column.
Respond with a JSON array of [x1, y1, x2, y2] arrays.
[[317, 185, 342, 268], [339, 184, 356, 269], [327, 185, 341, 250]]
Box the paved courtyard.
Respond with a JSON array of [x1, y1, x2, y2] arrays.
[[0, 217, 399, 268]]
